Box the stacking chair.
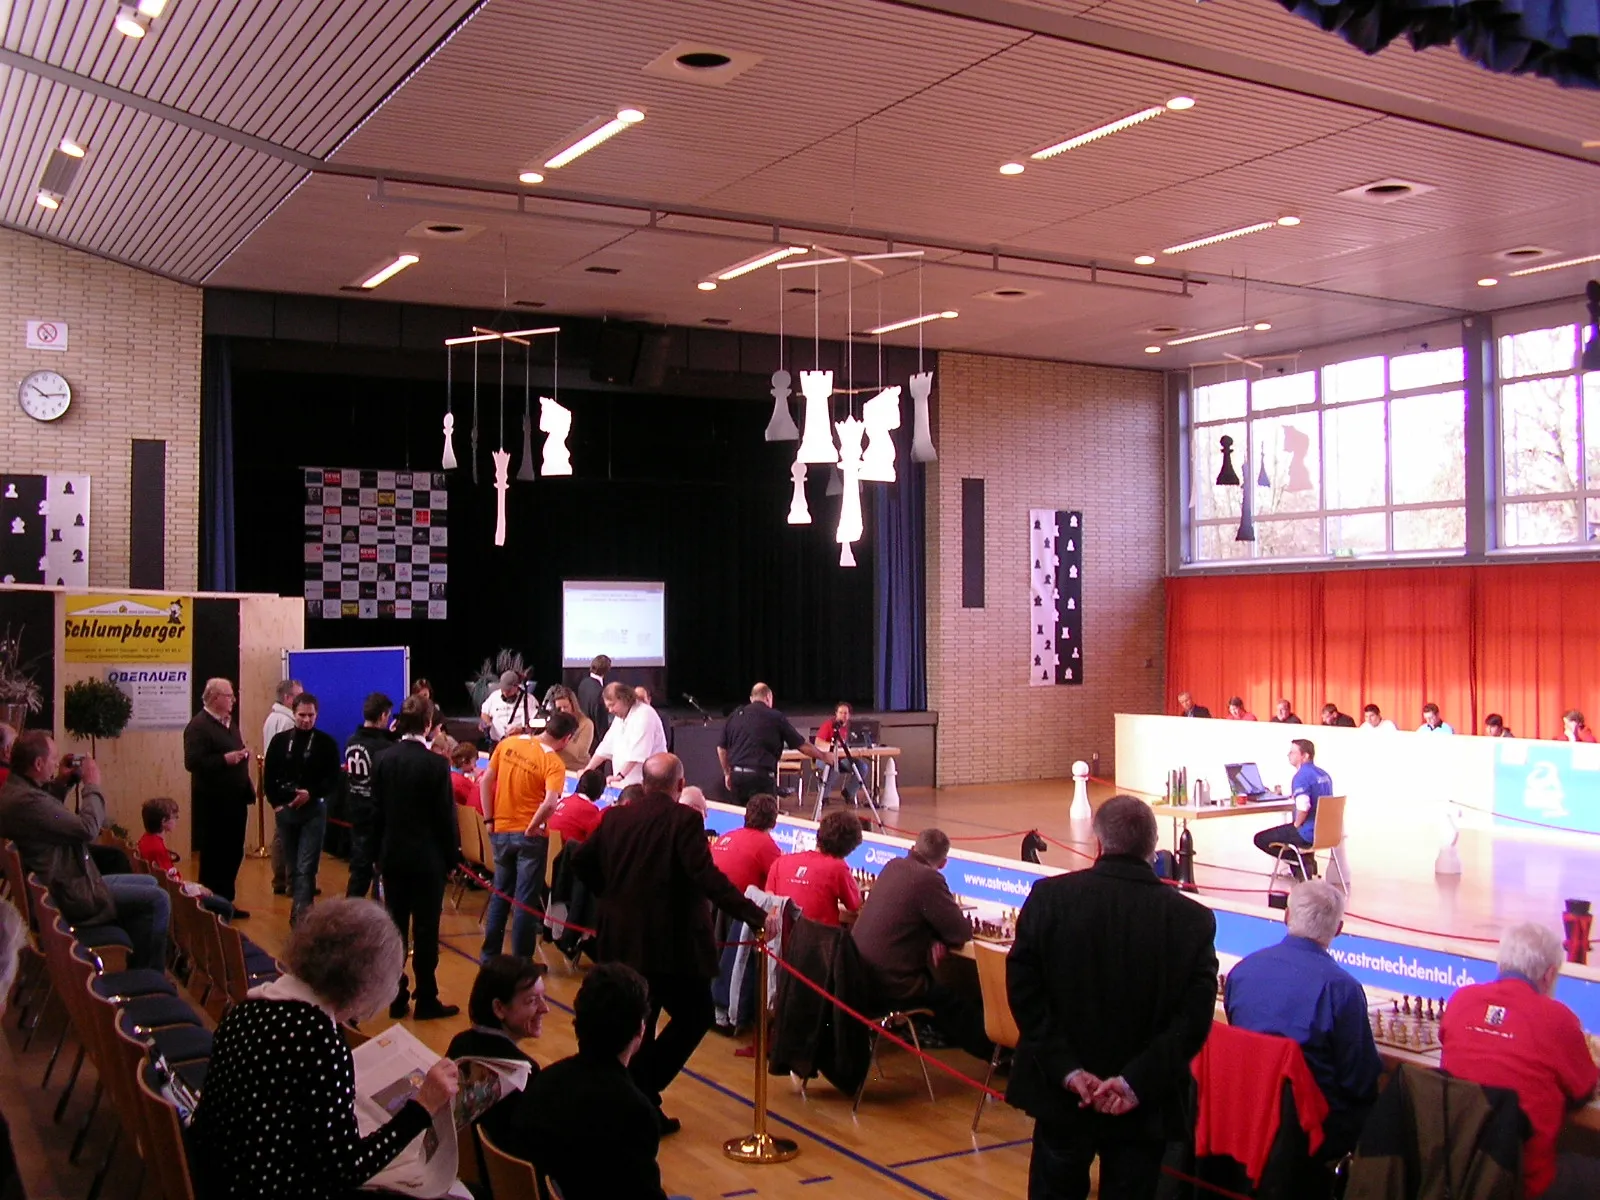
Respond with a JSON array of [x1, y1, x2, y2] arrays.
[[0, 842, 47, 1019], [1268, 795, 1350, 895], [852, 1005, 938, 1114], [478, 1126, 552, 1200], [136, 1066, 198, 1200], [971, 941, 1021, 1133], [453, 804, 490, 910]]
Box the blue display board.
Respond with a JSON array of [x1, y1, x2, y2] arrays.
[[286, 647, 409, 747], [1493, 737, 1600, 835]]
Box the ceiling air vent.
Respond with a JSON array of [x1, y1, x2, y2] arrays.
[[584, 266, 622, 275], [405, 220, 483, 241], [1493, 245, 1558, 264], [1337, 178, 1436, 204], [973, 286, 1041, 302], [643, 42, 763, 86]]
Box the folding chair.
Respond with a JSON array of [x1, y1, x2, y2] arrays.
[[971, 941, 1020, 1133], [1268, 795, 1350, 895]]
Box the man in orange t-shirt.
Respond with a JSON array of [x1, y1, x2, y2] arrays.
[[478, 711, 575, 962], [766, 810, 863, 927]]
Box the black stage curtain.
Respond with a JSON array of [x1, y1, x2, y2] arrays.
[[231, 368, 874, 714]]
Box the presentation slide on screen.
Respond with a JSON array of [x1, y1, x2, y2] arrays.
[[562, 580, 666, 667]]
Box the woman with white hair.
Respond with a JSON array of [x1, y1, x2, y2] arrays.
[[192, 899, 459, 1199]]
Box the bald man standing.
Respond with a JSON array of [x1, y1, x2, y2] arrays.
[[183, 678, 255, 905], [717, 682, 835, 807]]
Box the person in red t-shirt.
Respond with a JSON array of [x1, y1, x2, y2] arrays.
[[539, 770, 610, 969], [1561, 710, 1599, 744], [1440, 922, 1600, 1199], [766, 810, 863, 927], [136, 796, 236, 920], [543, 769, 606, 845], [710, 793, 781, 894], [449, 742, 483, 813]]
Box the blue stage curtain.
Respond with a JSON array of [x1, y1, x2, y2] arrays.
[[873, 414, 927, 712], [200, 336, 237, 592], [1276, 0, 1600, 87]]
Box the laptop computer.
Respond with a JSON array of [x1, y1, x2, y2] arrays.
[[1224, 762, 1272, 800]]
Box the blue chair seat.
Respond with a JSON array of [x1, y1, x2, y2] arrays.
[[143, 1025, 213, 1065], [90, 969, 177, 1001], [170, 1059, 207, 1094], [74, 923, 134, 951], [117, 995, 204, 1037]]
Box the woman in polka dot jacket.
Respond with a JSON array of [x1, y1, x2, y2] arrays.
[[192, 899, 459, 1198]]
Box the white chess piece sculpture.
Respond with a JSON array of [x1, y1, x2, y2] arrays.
[[1434, 803, 1462, 876], [441, 412, 458, 470], [881, 758, 900, 810], [539, 397, 573, 476], [909, 370, 937, 462], [1070, 760, 1091, 822], [787, 454, 811, 524], [858, 385, 902, 483], [797, 370, 838, 464], [491, 449, 510, 547], [835, 415, 865, 567], [764, 370, 799, 441], [516, 405, 536, 481]]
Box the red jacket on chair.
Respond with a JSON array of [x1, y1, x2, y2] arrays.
[[1193, 1023, 1329, 1184]]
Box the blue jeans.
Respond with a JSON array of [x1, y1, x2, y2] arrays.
[[275, 801, 327, 924], [479, 832, 547, 962], [105, 874, 170, 972]]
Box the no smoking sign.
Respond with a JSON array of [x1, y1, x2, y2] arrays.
[[25, 320, 68, 351]]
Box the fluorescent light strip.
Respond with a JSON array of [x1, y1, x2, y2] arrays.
[[359, 253, 419, 289], [715, 246, 810, 281], [544, 108, 644, 170], [1163, 222, 1276, 255], [867, 311, 959, 336], [1165, 325, 1252, 346], [1032, 106, 1164, 161], [776, 250, 926, 270], [1508, 252, 1600, 277]]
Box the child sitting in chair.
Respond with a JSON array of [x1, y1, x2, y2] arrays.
[[137, 796, 236, 920]]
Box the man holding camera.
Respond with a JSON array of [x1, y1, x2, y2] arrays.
[[0, 731, 171, 970], [480, 671, 534, 746]]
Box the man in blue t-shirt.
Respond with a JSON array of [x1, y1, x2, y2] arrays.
[[1253, 738, 1332, 878]]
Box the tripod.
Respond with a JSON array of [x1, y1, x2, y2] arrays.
[[812, 731, 883, 831]]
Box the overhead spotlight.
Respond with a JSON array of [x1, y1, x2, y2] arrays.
[[713, 246, 810, 281], [1144, 345, 1162, 354], [543, 107, 646, 170], [1166, 96, 1196, 110], [1477, 277, 1499, 287], [357, 253, 419, 289], [35, 190, 61, 211], [113, 6, 150, 37], [136, 0, 171, 14], [1134, 254, 1156, 266], [1276, 215, 1302, 227], [999, 162, 1025, 176], [1253, 322, 1272, 331], [696, 281, 717, 291], [867, 311, 959, 335], [59, 139, 86, 158], [517, 170, 544, 185]]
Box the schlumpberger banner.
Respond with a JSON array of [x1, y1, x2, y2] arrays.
[[63, 595, 192, 664]]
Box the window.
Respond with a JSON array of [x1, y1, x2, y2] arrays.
[[1496, 322, 1600, 547], [1186, 344, 1467, 563]]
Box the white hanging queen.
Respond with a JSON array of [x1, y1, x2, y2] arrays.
[[797, 370, 839, 464], [835, 415, 865, 567], [858, 385, 901, 483], [539, 397, 572, 476]]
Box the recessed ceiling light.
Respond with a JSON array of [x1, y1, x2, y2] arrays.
[[1495, 246, 1556, 262], [114, 6, 149, 37], [59, 139, 86, 158], [697, 281, 717, 291], [1253, 322, 1272, 331], [1508, 251, 1600, 277], [35, 191, 60, 210], [1477, 277, 1499, 287], [678, 51, 731, 69], [1030, 102, 1186, 161], [973, 287, 1041, 302], [518, 170, 544, 185], [1166, 96, 1195, 110], [1337, 178, 1436, 204], [999, 162, 1025, 176], [643, 42, 763, 86], [867, 311, 960, 335], [1144, 345, 1162, 354], [1147, 325, 1183, 335], [1134, 254, 1156, 266], [713, 246, 810, 282], [543, 107, 646, 170], [1276, 215, 1301, 227], [358, 253, 419, 289], [136, 0, 170, 15], [940, 310, 959, 319], [1166, 324, 1266, 346], [1163, 221, 1279, 255]]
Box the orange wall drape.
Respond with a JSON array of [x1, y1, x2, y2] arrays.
[[1165, 563, 1600, 740]]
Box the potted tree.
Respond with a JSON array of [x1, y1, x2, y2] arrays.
[[466, 648, 528, 712], [63, 677, 133, 756], [0, 624, 43, 731]]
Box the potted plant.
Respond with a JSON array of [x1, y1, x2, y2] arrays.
[[63, 677, 133, 756], [466, 649, 527, 712], [0, 624, 43, 731]]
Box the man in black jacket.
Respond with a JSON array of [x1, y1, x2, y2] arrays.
[[262, 692, 342, 925], [182, 677, 255, 906], [343, 692, 395, 899], [1007, 794, 1218, 1200], [572, 751, 767, 1133], [575, 655, 612, 746], [373, 695, 460, 1020]]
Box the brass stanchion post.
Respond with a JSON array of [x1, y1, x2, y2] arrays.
[[723, 944, 798, 1164], [248, 752, 271, 858]]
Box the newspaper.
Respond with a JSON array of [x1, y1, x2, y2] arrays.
[[352, 1024, 533, 1198]]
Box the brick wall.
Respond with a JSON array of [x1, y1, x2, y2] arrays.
[[927, 352, 1166, 785], [0, 229, 202, 590]]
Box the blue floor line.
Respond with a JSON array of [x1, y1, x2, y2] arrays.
[[798, 1176, 833, 1184], [888, 1136, 1031, 1169], [721, 1190, 757, 1197]]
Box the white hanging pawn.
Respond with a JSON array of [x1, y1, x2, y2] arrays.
[[786, 455, 811, 525], [764, 370, 799, 441]]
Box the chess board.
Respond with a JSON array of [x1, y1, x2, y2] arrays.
[[0, 473, 90, 587], [302, 468, 448, 620], [1371, 996, 1445, 1053]]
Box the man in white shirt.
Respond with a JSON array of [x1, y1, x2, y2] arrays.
[[584, 682, 668, 787], [262, 678, 301, 895], [1418, 702, 1455, 734], [1359, 704, 1396, 731], [479, 671, 531, 744]]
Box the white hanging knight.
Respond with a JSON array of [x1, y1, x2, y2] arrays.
[[797, 370, 838, 464], [787, 454, 811, 524], [909, 370, 937, 462], [764, 369, 799, 441], [858, 385, 901, 483], [441, 412, 458, 470], [835, 415, 865, 567], [539, 397, 573, 476], [491, 449, 510, 547]]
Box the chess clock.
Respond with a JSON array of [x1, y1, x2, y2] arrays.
[[18, 370, 71, 421]]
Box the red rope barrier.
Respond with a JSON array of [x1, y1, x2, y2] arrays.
[[1451, 801, 1600, 838]]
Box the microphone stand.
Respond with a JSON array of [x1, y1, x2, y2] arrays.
[[683, 693, 712, 726]]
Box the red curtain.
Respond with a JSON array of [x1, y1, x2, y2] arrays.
[[1166, 563, 1600, 739]]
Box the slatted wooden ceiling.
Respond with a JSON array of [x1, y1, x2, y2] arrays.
[[5, 0, 1598, 366]]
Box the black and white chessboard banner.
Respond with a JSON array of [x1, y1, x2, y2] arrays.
[[303, 468, 448, 620], [1029, 508, 1083, 686], [0, 473, 90, 587]]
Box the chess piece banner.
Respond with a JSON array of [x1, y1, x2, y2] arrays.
[[0, 473, 90, 587], [301, 467, 448, 621], [1029, 508, 1084, 686]]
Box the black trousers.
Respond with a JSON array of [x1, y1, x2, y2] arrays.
[[1253, 823, 1315, 878], [921, 979, 995, 1061], [385, 866, 446, 1005], [1029, 1120, 1165, 1200], [729, 768, 775, 807], [197, 800, 248, 902], [344, 800, 378, 899], [631, 971, 714, 1106]]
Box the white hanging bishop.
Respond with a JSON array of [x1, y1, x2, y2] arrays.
[[835, 415, 865, 567]]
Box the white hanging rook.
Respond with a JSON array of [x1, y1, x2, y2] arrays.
[[491, 449, 510, 547], [797, 370, 838, 464], [835, 415, 865, 567], [764, 370, 799, 441], [539, 397, 573, 476], [858, 385, 901, 483], [909, 371, 937, 462], [786, 454, 811, 525]]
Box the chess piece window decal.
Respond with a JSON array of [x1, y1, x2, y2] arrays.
[[1215, 435, 1241, 486]]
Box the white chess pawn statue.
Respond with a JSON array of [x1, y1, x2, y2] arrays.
[[797, 370, 838, 464], [835, 415, 865, 567], [881, 758, 900, 810], [441, 412, 458, 470], [1070, 760, 1091, 822], [858, 385, 902, 483], [787, 454, 811, 525], [909, 370, 937, 462], [539, 396, 573, 476], [491, 449, 511, 547], [764, 369, 799, 441]]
